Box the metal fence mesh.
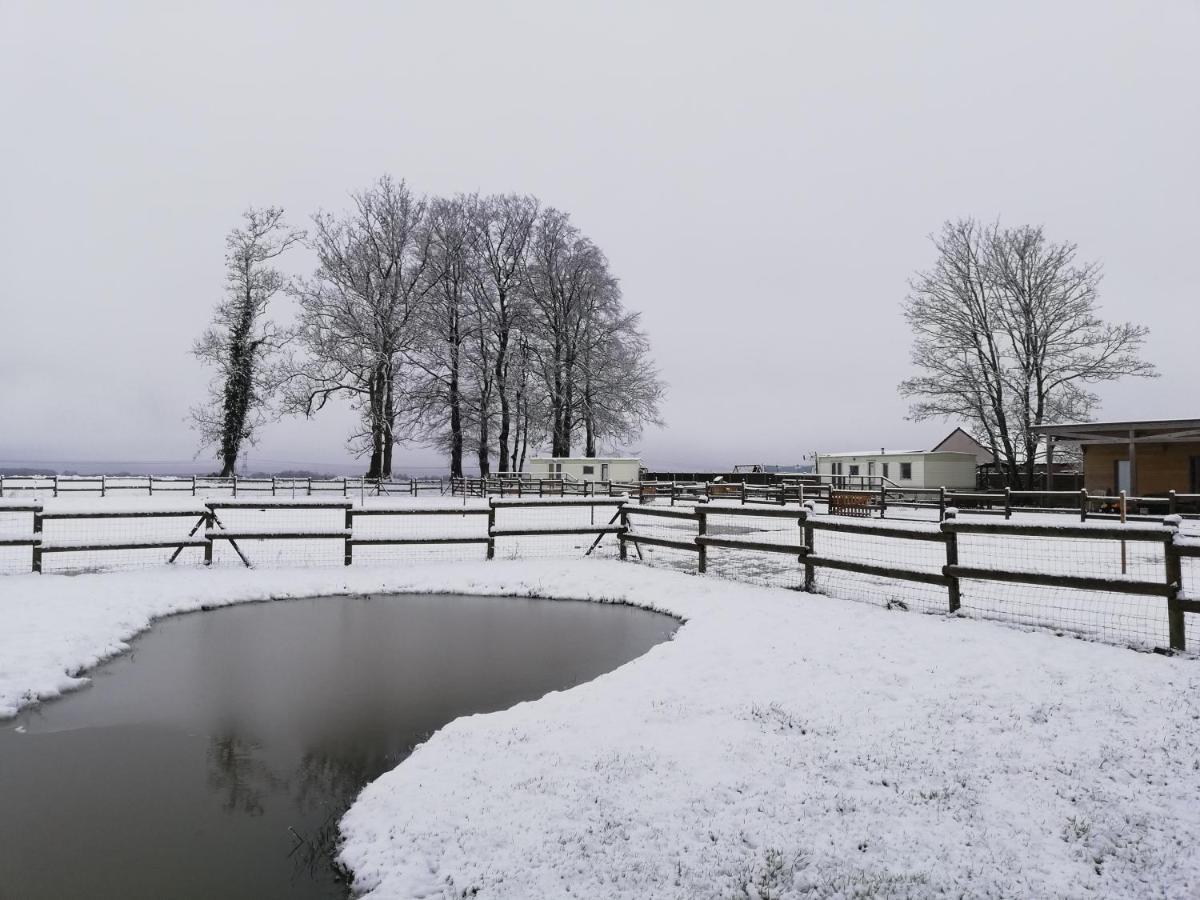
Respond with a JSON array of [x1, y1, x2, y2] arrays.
[[4, 495, 1198, 655]]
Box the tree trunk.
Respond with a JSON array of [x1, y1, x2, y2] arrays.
[[448, 373, 463, 479], [495, 315, 511, 472], [517, 398, 529, 472], [477, 394, 491, 477]]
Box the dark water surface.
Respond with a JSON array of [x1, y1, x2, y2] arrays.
[[0, 593, 677, 900]]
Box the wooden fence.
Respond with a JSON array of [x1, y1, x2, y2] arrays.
[[3, 497, 626, 575], [0, 474, 447, 499], [3, 494, 1197, 653], [619, 503, 1198, 653]]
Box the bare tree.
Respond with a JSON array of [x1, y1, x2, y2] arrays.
[[900, 219, 1155, 488], [467, 194, 538, 472], [191, 207, 302, 475], [578, 308, 664, 456], [403, 195, 476, 477], [283, 177, 433, 478]]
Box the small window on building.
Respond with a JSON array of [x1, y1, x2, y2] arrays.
[[582, 465, 594, 475], [882, 463, 890, 479], [848, 465, 860, 476], [900, 462, 913, 481]]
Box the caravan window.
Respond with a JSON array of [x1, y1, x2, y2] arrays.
[[582, 465, 594, 475], [900, 462, 912, 480]]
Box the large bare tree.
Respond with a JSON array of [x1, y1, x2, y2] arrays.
[[900, 219, 1155, 488], [578, 307, 664, 456], [191, 206, 302, 475], [467, 194, 538, 472], [283, 176, 433, 478], [403, 195, 476, 477]]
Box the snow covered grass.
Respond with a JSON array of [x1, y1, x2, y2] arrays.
[[3, 561, 1199, 897]]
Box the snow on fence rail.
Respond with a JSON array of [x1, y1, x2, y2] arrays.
[[0, 474, 447, 499], [0, 497, 628, 575], [2, 494, 1197, 654], [620, 503, 1198, 653]]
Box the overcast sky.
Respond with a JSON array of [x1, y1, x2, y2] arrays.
[[1, 1, 1196, 474]]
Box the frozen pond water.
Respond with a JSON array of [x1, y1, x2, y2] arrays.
[[0, 592, 677, 899]]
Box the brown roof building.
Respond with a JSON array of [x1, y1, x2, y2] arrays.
[[1030, 418, 1200, 496]]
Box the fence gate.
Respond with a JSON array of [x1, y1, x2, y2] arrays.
[[829, 490, 874, 518]]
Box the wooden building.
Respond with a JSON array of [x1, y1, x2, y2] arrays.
[[1030, 418, 1200, 496]]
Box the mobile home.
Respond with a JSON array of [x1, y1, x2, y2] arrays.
[[527, 457, 643, 484], [815, 450, 977, 489]]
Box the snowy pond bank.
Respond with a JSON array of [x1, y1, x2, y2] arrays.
[[2, 561, 1199, 898]]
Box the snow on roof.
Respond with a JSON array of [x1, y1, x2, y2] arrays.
[[529, 457, 641, 462], [817, 449, 971, 458]]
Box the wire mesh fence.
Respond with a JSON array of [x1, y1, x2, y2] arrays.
[[0, 475, 450, 501], [5, 494, 1198, 656], [619, 501, 1195, 654]]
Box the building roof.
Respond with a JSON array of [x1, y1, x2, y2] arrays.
[[817, 449, 974, 459], [530, 457, 641, 462], [1030, 418, 1200, 444]]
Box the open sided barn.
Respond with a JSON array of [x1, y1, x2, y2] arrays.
[[1032, 418, 1200, 496]]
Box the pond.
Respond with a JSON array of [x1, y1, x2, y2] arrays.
[[0, 593, 677, 899]]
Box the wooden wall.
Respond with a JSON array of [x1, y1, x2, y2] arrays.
[[1083, 441, 1200, 494]]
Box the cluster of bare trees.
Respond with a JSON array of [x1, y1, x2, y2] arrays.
[[192, 177, 664, 477], [900, 218, 1155, 488]]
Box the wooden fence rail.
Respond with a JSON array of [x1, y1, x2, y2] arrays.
[[3, 494, 1196, 654], [0, 475, 449, 499], [3, 498, 627, 576], [618, 502, 1196, 652]]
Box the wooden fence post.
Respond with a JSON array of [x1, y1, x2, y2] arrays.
[[801, 508, 815, 592], [53, 475, 59, 498], [697, 508, 707, 574], [938, 486, 947, 521], [31, 505, 43, 574], [618, 505, 629, 560], [486, 500, 496, 560], [232, 475, 238, 498], [344, 508, 354, 566], [1165, 525, 1185, 652], [271, 476, 277, 497], [942, 508, 961, 612], [1169, 490, 1178, 517], [100, 475, 106, 498], [1004, 487, 1012, 520], [203, 508, 214, 566], [191, 475, 197, 497], [1079, 488, 1088, 522]]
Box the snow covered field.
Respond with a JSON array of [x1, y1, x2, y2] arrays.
[[2, 561, 1198, 898]]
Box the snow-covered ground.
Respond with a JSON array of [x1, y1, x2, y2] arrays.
[[2, 561, 1199, 898]]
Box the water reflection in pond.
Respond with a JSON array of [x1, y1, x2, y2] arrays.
[[0, 593, 677, 899]]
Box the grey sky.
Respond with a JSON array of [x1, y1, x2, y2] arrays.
[[2, 1, 1196, 473]]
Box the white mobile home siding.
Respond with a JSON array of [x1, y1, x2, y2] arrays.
[[816, 451, 975, 489], [528, 458, 642, 483]]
